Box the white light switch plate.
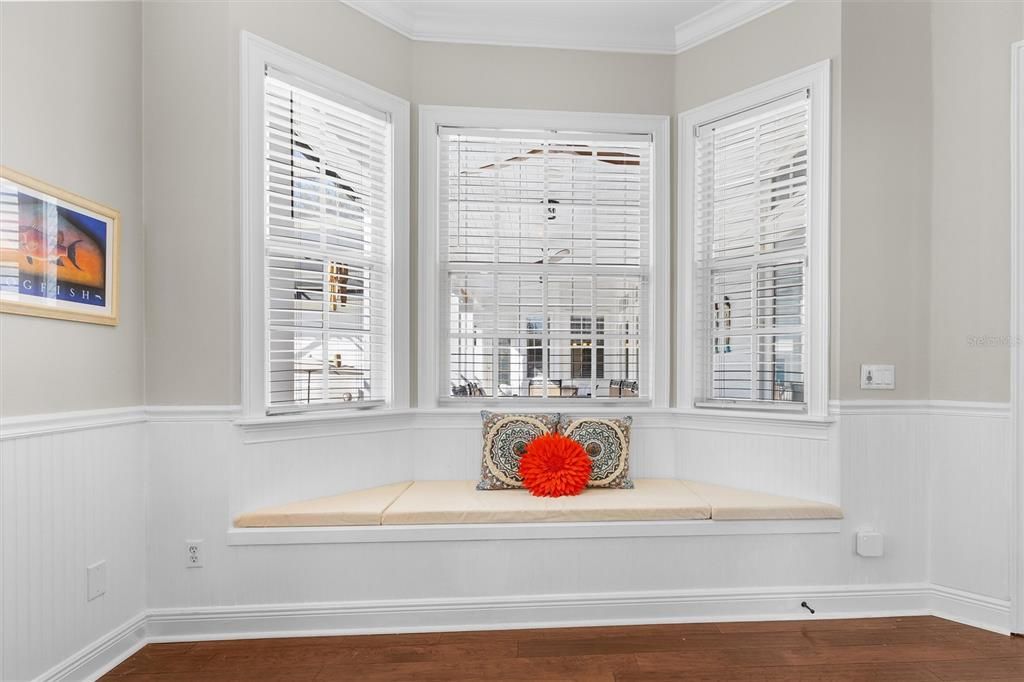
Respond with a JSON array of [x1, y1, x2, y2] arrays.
[[861, 364, 895, 390], [87, 561, 106, 601]]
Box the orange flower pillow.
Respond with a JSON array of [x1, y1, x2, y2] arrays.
[[518, 433, 592, 498]]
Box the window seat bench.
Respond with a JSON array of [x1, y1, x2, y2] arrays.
[[233, 479, 842, 528]]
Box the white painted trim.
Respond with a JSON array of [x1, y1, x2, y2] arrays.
[[931, 584, 1012, 635], [146, 582, 932, 642], [416, 105, 672, 409], [7, 400, 1013, 445], [674, 1, 793, 53], [1011, 39, 1024, 634], [342, 0, 417, 40], [0, 407, 146, 440], [677, 61, 832, 419], [36, 612, 147, 682], [830, 400, 1013, 419], [239, 31, 411, 419], [227, 519, 841, 546], [37, 583, 1013, 679], [0, 404, 835, 444], [235, 408, 415, 444], [343, 0, 791, 56]]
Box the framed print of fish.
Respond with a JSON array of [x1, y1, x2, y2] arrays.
[[0, 167, 120, 325]]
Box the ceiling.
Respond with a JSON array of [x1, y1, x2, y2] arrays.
[[343, 0, 792, 55]]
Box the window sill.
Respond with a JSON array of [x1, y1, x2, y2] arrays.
[[674, 407, 834, 440], [234, 408, 415, 444], [226, 518, 841, 545], [232, 406, 836, 443], [436, 397, 654, 410]]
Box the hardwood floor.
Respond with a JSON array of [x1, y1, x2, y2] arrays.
[[103, 616, 1024, 681]]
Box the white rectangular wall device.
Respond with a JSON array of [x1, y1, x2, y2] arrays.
[[856, 530, 884, 557]]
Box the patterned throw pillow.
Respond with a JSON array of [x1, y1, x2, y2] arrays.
[[478, 411, 560, 490], [558, 416, 634, 489]]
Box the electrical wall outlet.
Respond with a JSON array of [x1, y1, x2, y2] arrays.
[[860, 364, 895, 390], [185, 540, 203, 568], [87, 561, 107, 601]]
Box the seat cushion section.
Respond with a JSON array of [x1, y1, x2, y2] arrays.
[[381, 479, 710, 525], [682, 480, 843, 520], [233, 481, 414, 527]]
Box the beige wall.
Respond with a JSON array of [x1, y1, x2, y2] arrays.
[[929, 0, 1022, 403], [839, 0, 933, 401], [412, 43, 673, 114], [673, 1, 841, 114], [0, 2, 144, 416]]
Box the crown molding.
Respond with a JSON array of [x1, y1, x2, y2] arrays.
[[344, 0, 417, 40], [674, 0, 792, 53], [343, 1, 792, 56]]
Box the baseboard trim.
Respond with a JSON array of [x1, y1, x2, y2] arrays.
[[144, 583, 932, 642], [930, 583, 1012, 635], [38, 612, 147, 682], [39, 583, 1013, 680]]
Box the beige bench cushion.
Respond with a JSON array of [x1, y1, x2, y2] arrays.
[[234, 481, 413, 527], [381, 479, 711, 525], [682, 480, 843, 521]]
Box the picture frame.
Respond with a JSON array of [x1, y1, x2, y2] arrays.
[[0, 166, 120, 325]]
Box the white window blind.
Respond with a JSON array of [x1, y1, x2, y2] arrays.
[[439, 127, 652, 400], [694, 92, 810, 408], [263, 68, 392, 412]]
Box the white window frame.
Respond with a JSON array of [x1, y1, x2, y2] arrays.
[[240, 32, 410, 418], [418, 106, 671, 410], [677, 61, 831, 419]]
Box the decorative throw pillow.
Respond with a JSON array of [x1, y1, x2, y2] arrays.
[[558, 416, 634, 489], [478, 411, 560, 490], [519, 433, 591, 498]]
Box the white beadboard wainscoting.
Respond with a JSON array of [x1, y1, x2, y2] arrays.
[[0, 415, 149, 682], [0, 401, 1014, 680]]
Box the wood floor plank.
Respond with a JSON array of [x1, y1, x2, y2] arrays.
[[100, 617, 1017, 681], [714, 615, 952, 634], [617, 661, 942, 681], [316, 654, 635, 681], [926, 656, 1024, 680]]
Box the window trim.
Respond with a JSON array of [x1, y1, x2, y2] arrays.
[[677, 61, 831, 419], [417, 105, 671, 409], [240, 32, 410, 418]]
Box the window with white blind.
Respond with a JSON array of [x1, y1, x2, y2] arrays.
[[680, 62, 830, 416], [241, 34, 409, 417], [419, 109, 670, 406]]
